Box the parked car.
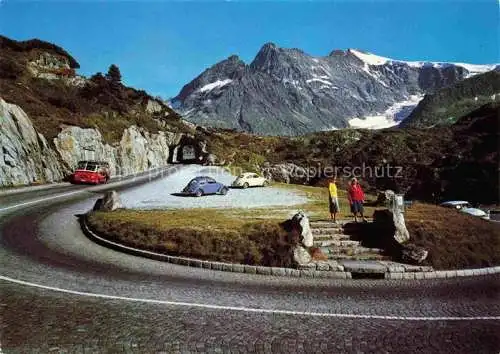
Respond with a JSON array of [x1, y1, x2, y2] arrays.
[[182, 176, 229, 197], [71, 160, 110, 185], [440, 200, 490, 220], [231, 172, 269, 188]]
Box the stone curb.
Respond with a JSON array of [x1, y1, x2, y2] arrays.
[[81, 215, 500, 280]]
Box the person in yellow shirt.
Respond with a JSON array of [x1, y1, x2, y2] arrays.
[[328, 176, 340, 223]]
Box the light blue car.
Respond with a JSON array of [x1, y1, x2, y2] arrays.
[[440, 201, 490, 220], [182, 176, 229, 197]]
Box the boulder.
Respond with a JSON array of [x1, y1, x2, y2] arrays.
[[401, 244, 428, 264], [376, 189, 395, 205], [206, 154, 217, 166], [293, 245, 312, 265], [93, 191, 122, 212], [392, 210, 410, 244], [290, 211, 313, 248], [372, 209, 426, 265], [261, 163, 309, 184], [378, 192, 410, 244]]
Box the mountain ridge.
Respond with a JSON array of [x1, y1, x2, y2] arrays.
[[401, 69, 500, 128], [172, 43, 497, 136]]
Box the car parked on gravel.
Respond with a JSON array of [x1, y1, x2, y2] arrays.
[[231, 172, 269, 188], [71, 160, 110, 185], [182, 176, 229, 197], [440, 200, 490, 220]]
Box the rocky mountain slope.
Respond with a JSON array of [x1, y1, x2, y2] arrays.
[[0, 36, 202, 187], [171, 43, 496, 135], [401, 69, 500, 128]]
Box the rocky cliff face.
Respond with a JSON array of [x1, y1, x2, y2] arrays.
[[0, 97, 185, 187], [53, 125, 183, 177], [172, 44, 496, 135], [0, 98, 65, 186]]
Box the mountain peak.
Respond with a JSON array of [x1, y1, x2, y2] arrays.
[[226, 54, 242, 62], [346, 49, 390, 65], [329, 49, 347, 57], [250, 42, 282, 71], [261, 42, 278, 51]]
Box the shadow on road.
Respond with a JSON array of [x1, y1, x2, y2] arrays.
[[170, 192, 194, 197]]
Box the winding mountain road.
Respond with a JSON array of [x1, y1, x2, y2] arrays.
[[1, 167, 499, 353]]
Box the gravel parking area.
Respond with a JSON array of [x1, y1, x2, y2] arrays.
[[119, 165, 309, 209]]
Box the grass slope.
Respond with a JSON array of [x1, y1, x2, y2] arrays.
[[87, 209, 296, 267], [405, 203, 500, 269], [87, 184, 499, 270]]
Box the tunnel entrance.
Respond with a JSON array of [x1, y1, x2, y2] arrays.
[[168, 136, 208, 164]]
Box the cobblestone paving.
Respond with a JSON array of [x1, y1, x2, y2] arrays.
[[2, 282, 499, 353], [1, 174, 500, 353]]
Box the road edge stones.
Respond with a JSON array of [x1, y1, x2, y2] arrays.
[[81, 214, 500, 280]]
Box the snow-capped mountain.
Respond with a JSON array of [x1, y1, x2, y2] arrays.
[[171, 44, 497, 135]]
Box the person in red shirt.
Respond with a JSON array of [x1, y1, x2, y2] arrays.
[[347, 177, 367, 223]]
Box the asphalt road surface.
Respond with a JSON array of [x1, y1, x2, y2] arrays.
[[1, 166, 499, 353]]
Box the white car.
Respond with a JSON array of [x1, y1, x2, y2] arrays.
[[232, 172, 269, 188], [440, 201, 490, 220]]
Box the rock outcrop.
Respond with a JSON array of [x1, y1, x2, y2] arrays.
[[54, 126, 116, 174], [262, 163, 309, 184], [386, 193, 411, 244], [0, 96, 196, 187], [287, 211, 314, 266], [93, 191, 123, 212], [376, 189, 396, 206], [290, 211, 313, 248], [293, 245, 312, 265], [401, 244, 429, 264], [372, 206, 428, 264], [391, 209, 410, 244], [53, 125, 184, 177], [0, 98, 65, 186]]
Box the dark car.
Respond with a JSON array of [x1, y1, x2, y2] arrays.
[[71, 160, 110, 185], [182, 176, 229, 197]]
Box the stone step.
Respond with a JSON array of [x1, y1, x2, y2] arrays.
[[310, 221, 346, 228], [321, 246, 385, 256], [311, 227, 344, 234], [314, 240, 361, 248], [329, 254, 390, 261], [339, 260, 389, 274], [313, 235, 351, 242], [313, 232, 350, 238]]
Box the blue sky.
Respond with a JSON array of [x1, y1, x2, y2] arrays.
[[0, 1, 498, 98]]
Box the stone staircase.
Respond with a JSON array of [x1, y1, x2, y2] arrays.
[[300, 219, 434, 277], [310, 220, 389, 261]]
